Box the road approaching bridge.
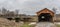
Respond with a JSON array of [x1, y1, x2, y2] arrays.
[[35, 22, 56, 27]]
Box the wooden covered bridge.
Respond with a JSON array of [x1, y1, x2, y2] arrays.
[[36, 8, 55, 22]]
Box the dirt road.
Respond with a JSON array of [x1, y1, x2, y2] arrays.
[[35, 22, 56, 27]]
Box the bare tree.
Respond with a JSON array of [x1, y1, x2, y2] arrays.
[[52, 7, 57, 21], [15, 9, 19, 14], [0, 9, 2, 14], [6, 11, 15, 17], [52, 7, 57, 14], [15, 9, 19, 17], [2, 7, 7, 15]]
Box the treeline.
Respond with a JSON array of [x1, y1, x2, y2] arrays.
[[0, 7, 21, 18]]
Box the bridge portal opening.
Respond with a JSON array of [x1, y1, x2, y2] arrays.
[[38, 13, 52, 22]]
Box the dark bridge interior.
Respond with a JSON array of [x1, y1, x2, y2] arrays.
[[38, 13, 52, 22]]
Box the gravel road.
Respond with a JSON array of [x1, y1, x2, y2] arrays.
[[35, 22, 56, 27]]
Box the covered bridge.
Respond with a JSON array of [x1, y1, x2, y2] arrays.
[[36, 8, 55, 22]]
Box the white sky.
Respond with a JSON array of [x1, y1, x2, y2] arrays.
[[0, 0, 60, 15]]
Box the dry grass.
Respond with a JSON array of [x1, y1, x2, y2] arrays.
[[0, 18, 23, 27]]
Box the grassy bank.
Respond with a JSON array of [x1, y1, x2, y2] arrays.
[[21, 22, 35, 27], [56, 25, 60, 27]]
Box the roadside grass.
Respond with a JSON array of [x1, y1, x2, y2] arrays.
[[21, 24, 35, 27], [56, 25, 60, 27], [21, 24, 31, 27], [21, 22, 35, 27]]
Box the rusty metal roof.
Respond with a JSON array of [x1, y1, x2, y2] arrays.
[[36, 8, 54, 14]]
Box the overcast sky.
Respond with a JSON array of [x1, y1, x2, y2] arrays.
[[0, 0, 60, 15]]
